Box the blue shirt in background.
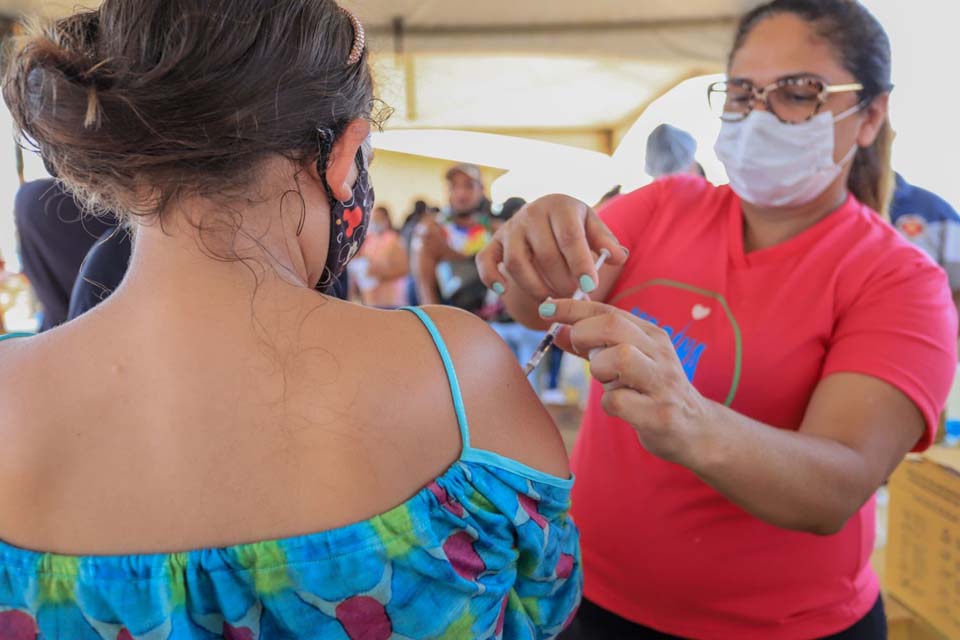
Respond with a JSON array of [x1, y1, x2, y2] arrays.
[[890, 173, 960, 291]]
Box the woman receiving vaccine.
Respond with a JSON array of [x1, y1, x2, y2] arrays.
[[480, 1, 956, 638], [0, 0, 580, 636]]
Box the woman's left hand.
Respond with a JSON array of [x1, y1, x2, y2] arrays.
[[543, 298, 714, 466]]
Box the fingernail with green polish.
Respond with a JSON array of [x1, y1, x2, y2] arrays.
[[579, 274, 597, 294], [539, 301, 557, 317], [492, 282, 506, 295]]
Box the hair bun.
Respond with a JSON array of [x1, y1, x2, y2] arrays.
[[4, 0, 377, 220]]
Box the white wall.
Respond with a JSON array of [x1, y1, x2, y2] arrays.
[[0, 112, 50, 272], [861, 0, 960, 206]]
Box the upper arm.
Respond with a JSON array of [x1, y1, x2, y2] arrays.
[[799, 373, 925, 489], [388, 235, 409, 275], [802, 250, 957, 488], [420, 305, 570, 479]]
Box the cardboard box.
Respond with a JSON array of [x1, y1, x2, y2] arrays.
[[886, 447, 960, 639]]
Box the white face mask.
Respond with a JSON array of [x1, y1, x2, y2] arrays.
[[714, 106, 861, 208]]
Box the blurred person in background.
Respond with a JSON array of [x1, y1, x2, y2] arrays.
[[347, 205, 408, 307], [412, 163, 493, 314], [67, 226, 132, 320], [13, 177, 117, 330], [400, 199, 435, 305], [480, 1, 956, 638], [890, 172, 960, 321], [400, 199, 430, 250], [0, 1, 580, 636], [645, 124, 702, 180]]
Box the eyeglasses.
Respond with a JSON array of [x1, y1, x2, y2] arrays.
[[707, 76, 864, 125]]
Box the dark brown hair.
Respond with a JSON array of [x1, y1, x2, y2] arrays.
[[731, 0, 894, 215], [3, 0, 378, 220]]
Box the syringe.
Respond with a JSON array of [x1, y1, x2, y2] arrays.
[[522, 248, 612, 376]]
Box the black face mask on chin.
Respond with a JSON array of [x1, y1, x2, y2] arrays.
[[314, 128, 375, 293]]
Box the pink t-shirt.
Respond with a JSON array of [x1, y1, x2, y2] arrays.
[[571, 176, 957, 639]]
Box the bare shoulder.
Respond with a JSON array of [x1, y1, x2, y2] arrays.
[[0, 333, 42, 412], [416, 305, 570, 479], [0, 333, 53, 511]]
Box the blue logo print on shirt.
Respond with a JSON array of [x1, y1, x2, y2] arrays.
[[631, 308, 707, 383]]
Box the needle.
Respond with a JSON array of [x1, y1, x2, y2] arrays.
[[522, 248, 612, 376]]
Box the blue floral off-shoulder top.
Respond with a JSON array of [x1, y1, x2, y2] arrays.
[[0, 307, 581, 639]]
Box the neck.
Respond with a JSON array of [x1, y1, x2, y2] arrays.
[[452, 199, 485, 218], [109, 201, 319, 335], [740, 183, 849, 253]]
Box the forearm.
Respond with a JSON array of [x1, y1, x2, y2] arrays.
[[690, 402, 876, 535], [440, 246, 467, 262], [413, 249, 441, 305]]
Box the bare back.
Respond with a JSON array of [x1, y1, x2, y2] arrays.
[[0, 291, 568, 555]]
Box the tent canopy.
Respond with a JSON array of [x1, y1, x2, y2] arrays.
[[0, 0, 759, 141], [353, 0, 753, 62], [352, 0, 757, 135]]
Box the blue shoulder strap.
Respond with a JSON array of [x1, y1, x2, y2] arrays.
[[0, 332, 34, 342], [400, 307, 471, 452]]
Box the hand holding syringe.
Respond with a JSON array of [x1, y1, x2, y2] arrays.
[[522, 248, 612, 376]]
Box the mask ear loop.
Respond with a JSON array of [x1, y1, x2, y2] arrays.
[[833, 97, 874, 168], [316, 126, 363, 209], [833, 101, 867, 124]]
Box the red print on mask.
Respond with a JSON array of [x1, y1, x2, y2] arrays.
[[343, 207, 363, 239]]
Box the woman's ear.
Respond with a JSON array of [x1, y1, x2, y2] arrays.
[[857, 93, 890, 148], [308, 119, 370, 202]]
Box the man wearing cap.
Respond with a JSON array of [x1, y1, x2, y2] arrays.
[[645, 123, 704, 180], [412, 164, 493, 313]]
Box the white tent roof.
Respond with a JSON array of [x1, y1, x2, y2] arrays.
[[347, 0, 758, 132], [350, 0, 754, 63], [7, 0, 755, 60], [374, 55, 692, 131], [1, 1, 759, 134]]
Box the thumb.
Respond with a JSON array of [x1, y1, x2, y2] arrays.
[[553, 326, 583, 358]]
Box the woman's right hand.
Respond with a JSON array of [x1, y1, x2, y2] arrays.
[[477, 194, 628, 302]]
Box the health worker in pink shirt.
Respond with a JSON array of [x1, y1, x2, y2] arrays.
[[478, 1, 957, 638]]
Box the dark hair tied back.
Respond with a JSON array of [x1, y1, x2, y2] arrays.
[[3, 0, 385, 220]]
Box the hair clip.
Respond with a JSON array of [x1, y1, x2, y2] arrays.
[[341, 7, 366, 66]]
